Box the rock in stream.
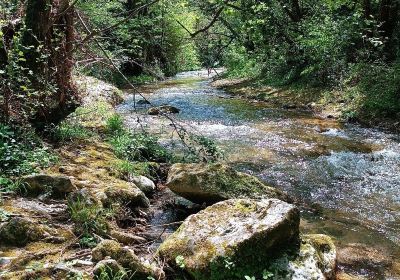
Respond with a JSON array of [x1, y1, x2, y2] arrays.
[[166, 163, 290, 204], [158, 198, 336, 280]]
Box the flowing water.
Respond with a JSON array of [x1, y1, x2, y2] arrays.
[[118, 70, 400, 278]]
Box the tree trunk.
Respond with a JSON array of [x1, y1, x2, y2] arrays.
[[21, 0, 79, 129]]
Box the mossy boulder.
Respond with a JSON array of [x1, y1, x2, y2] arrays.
[[158, 199, 300, 279], [0, 217, 53, 246], [22, 174, 76, 198], [92, 240, 164, 279], [166, 163, 290, 204], [100, 183, 150, 209], [148, 105, 180, 115]]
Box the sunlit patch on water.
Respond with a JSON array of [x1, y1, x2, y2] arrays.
[[118, 70, 400, 278]]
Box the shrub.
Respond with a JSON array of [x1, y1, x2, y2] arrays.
[[0, 124, 57, 177], [109, 130, 171, 163], [105, 115, 124, 134]]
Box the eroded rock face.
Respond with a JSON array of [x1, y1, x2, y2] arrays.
[[0, 217, 53, 246], [92, 240, 164, 279], [148, 105, 180, 115], [280, 234, 337, 280], [158, 199, 300, 279], [166, 163, 290, 204], [22, 174, 76, 198]]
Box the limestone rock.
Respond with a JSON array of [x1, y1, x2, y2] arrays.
[[158, 199, 300, 279], [130, 175, 156, 195], [101, 183, 150, 209], [92, 240, 164, 279], [0, 217, 52, 246], [148, 105, 180, 115], [280, 234, 337, 280], [22, 174, 76, 198], [166, 163, 290, 204]]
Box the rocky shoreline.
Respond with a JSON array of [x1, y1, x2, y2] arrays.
[[1, 76, 398, 279]]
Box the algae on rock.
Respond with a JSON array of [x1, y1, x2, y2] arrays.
[[166, 163, 290, 204]]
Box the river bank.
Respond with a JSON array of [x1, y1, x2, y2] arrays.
[[120, 70, 400, 279], [211, 77, 400, 133], [1, 72, 399, 279]]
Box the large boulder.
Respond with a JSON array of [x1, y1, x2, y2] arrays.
[[158, 199, 300, 279], [0, 217, 54, 246], [22, 174, 76, 198], [166, 163, 290, 204], [92, 240, 164, 279]]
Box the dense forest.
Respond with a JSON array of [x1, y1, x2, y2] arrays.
[[1, 0, 400, 279]]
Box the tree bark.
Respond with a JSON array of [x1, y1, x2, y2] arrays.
[[21, 0, 79, 129]]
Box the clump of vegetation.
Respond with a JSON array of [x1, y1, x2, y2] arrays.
[[52, 122, 93, 142], [0, 124, 57, 177], [108, 126, 171, 163], [111, 160, 159, 180], [105, 114, 124, 135], [68, 198, 112, 247]]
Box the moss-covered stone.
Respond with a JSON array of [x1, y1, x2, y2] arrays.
[[166, 163, 290, 204], [92, 240, 164, 279], [148, 105, 180, 115], [100, 182, 150, 209], [22, 174, 76, 198], [0, 217, 52, 247], [158, 199, 300, 279]]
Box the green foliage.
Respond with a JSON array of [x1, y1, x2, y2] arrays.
[[95, 266, 128, 280], [105, 115, 124, 135], [109, 130, 171, 163], [111, 160, 157, 180], [175, 255, 186, 269], [355, 61, 400, 119], [52, 122, 93, 142], [0, 124, 57, 177], [67, 198, 111, 242], [223, 45, 262, 78]]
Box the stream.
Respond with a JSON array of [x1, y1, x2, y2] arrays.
[[118, 70, 400, 278]]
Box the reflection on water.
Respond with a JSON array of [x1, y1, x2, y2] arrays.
[[118, 70, 400, 277]]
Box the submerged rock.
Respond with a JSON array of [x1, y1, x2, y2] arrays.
[[22, 174, 76, 198], [148, 105, 180, 115], [158, 198, 300, 279], [130, 175, 156, 195], [337, 243, 393, 275], [166, 163, 290, 204], [92, 240, 164, 279], [0, 217, 53, 246]]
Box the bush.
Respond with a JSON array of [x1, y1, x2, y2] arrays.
[[105, 115, 124, 134], [356, 61, 400, 119], [111, 160, 159, 181], [109, 130, 171, 163], [0, 124, 57, 177]]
